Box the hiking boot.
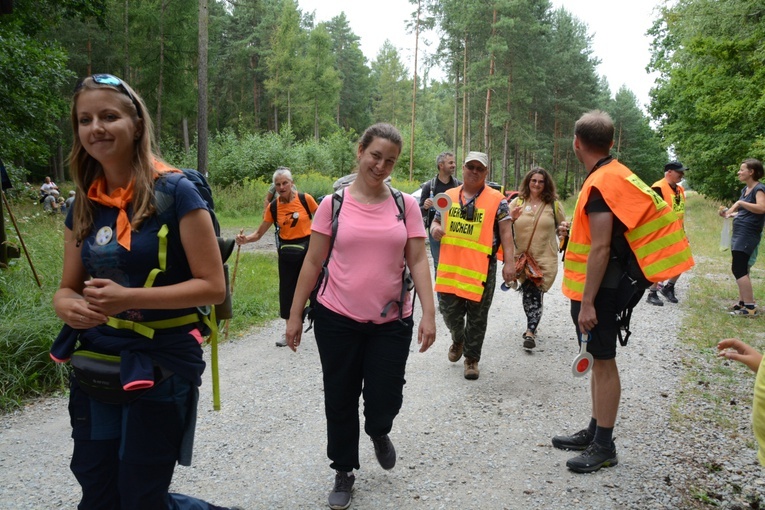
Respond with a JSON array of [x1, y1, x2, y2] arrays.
[[464, 358, 480, 380], [566, 441, 618, 473], [448, 342, 464, 362], [730, 306, 759, 318], [328, 471, 355, 510], [552, 428, 593, 451], [371, 434, 396, 470], [660, 283, 678, 303], [275, 334, 288, 347], [522, 333, 536, 350], [646, 291, 663, 306]]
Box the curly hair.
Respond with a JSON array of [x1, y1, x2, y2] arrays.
[[518, 167, 558, 205]]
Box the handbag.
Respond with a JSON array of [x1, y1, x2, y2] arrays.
[[514, 202, 546, 287]]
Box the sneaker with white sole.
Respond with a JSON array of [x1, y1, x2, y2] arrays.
[[328, 471, 355, 510], [275, 334, 288, 347]]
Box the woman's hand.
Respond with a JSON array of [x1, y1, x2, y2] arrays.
[[510, 204, 522, 222], [417, 313, 436, 353], [235, 233, 249, 245], [285, 315, 303, 352], [82, 278, 132, 318], [718, 338, 763, 373], [55, 293, 109, 329]]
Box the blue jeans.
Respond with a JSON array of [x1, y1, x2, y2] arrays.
[[313, 303, 413, 472], [428, 230, 441, 271]]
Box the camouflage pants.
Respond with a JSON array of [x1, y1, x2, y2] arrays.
[[439, 259, 497, 361]]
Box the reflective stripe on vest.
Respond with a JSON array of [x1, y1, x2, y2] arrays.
[[653, 178, 686, 220], [562, 160, 694, 301], [435, 186, 503, 301]]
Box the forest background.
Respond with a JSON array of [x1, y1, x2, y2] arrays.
[[3, 0, 765, 201]]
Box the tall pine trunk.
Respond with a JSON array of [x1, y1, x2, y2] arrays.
[[197, 0, 209, 176]]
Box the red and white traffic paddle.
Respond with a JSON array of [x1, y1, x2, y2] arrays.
[[432, 192, 452, 214], [571, 332, 593, 377]]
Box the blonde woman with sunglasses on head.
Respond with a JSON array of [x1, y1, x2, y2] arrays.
[[53, 74, 239, 510]]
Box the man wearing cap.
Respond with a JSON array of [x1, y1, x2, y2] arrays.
[[646, 161, 688, 305], [430, 151, 515, 380], [419, 152, 461, 271]]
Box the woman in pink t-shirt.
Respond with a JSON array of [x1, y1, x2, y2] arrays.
[[286, 123, 436, 510]]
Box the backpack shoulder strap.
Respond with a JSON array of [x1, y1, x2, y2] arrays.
[[269, 198, 279, 234], [389, 185, 406, 225], [298, 192, 313, 219]]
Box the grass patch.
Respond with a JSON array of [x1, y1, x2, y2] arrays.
[[0, 191, 280, 412]]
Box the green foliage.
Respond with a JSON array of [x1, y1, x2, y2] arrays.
[[0, 195, 282, 411], [0, 206, 71, 411], [648, 0, 765, 201], [0, 29, 73, 166]]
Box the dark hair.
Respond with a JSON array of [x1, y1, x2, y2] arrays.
[[743, 158, 764, 181], [436, 151, 454, 168], [518, 167, 558, 204], [358, 123, 403, 155], [574, 110, 614, 153]]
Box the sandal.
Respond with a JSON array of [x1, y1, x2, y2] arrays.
[[522, 332, 536, 350]]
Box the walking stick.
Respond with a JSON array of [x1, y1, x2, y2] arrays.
[[223, 228, 244, 341], [1, 190, 42, 287]]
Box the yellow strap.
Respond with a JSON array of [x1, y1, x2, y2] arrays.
[[106, 313, 201, 340], [144, 224, 169, 288]]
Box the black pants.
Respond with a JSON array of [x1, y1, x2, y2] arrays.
[[278, 243, 308, 319], [313, 303, 413, 472]]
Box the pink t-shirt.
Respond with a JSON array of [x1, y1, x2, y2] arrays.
[[312, 189, 425, 323]]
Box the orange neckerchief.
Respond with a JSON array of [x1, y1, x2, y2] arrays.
[[86, 160, 181, 251], [87, 176, 135, 251]]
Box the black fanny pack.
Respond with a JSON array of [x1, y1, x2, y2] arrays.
[[70, 350, 171, 404]]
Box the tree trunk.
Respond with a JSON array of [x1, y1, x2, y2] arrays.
[[197, 0, 209, 176], [124, 0, 129, 80], [409, 0, 420, 181], [183, 117, 190, 155], [460, 38, 468, 180], [452, 65, 459, 157], [483, 9, 496, 166], [156, 0, 167, 153]]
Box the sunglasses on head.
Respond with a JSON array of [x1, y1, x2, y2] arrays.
[[75, 74, 143, 119]]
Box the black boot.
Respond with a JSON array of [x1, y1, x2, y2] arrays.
[[660, 282, 678, 303], [646, 290, 663, 306]]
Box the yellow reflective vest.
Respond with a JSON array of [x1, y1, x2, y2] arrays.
[[652, 177, 686, 222], [435, 186, 503, 302], [562, 159, 694, 301]]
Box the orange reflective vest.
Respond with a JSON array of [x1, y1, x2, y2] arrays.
[[652, 177, 686, 222], [435, 186, 503, 302], [562, 159, 694, 301]]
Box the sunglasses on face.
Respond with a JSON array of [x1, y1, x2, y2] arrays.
[[464, 163, 486, 172], [75, 74, 143, 119], [530, 179, 545, 185]]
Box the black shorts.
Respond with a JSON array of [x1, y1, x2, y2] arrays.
[[570, 287, 620, 360]]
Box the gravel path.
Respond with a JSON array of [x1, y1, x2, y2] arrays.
[[1, 250, 763, 509]]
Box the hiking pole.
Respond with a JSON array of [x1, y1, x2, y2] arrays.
[[1, 190, 42, 287], [223, 228, 244, 341]]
